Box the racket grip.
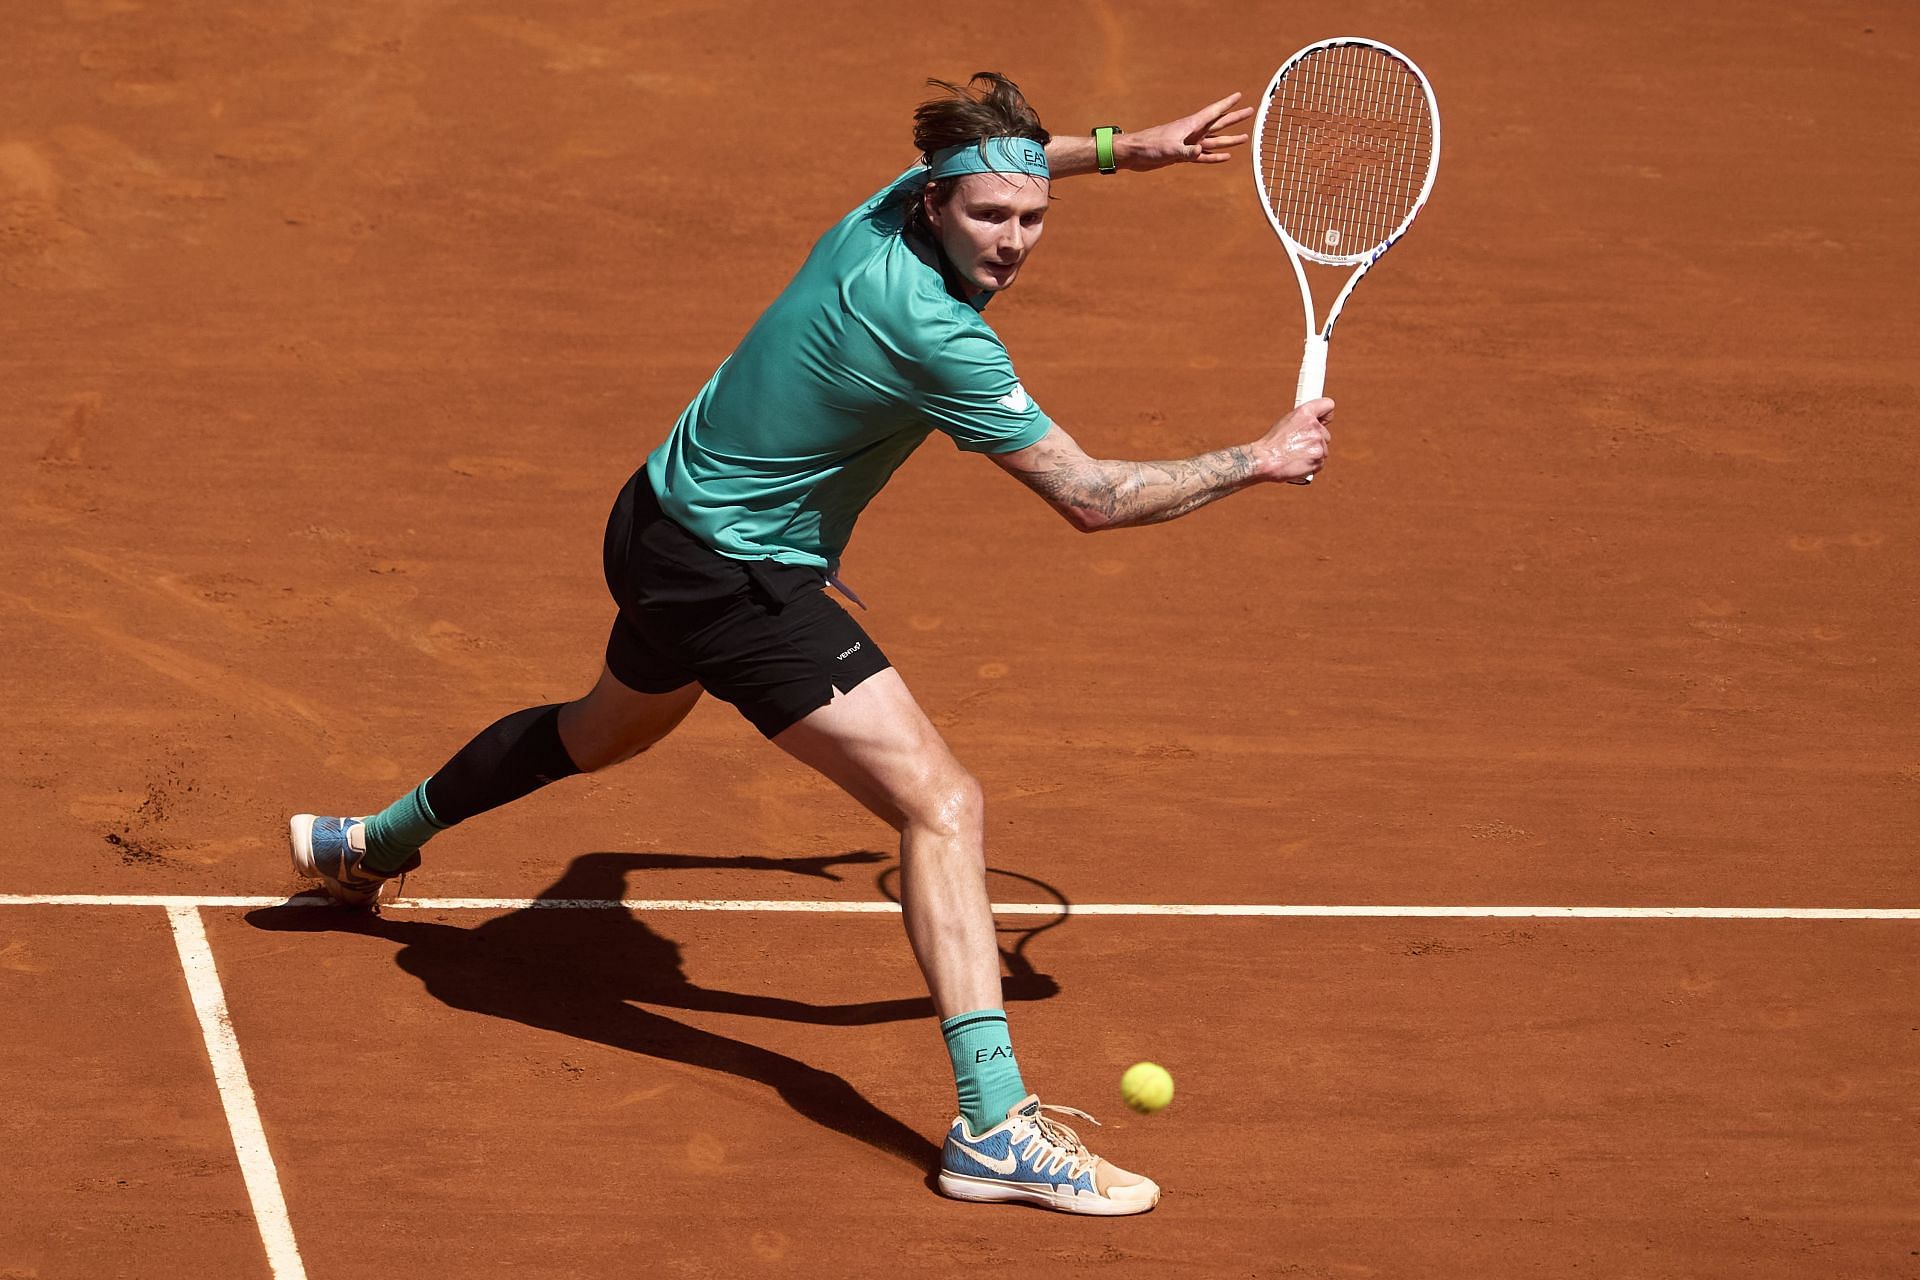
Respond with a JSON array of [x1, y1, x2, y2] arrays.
[[1289, 334, 1328, 485], [1293, 333, 1327, 408]]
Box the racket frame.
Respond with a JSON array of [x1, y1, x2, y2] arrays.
[[1253, 36, 1441, 408]]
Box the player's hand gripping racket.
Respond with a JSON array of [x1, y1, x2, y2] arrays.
[[1255, 37, 1441, 483]]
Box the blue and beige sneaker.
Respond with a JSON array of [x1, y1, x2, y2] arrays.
[[288, 815, 418, 908], [938, 1095, 1160, 1215]]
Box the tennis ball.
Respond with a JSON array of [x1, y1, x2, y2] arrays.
[[1120, 1061, 1174, 1114]]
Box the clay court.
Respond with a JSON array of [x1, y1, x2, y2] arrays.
[[3, 1, 1915, 1276]]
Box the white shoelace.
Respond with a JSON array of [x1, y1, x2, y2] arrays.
[[1011, 1103, 1103, 1181]]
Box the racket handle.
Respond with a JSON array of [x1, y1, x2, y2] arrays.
[[1289, 334, 1328, 485], [1294, 333, 1327, 407]]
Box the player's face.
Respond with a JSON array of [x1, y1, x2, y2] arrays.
[[925, 173, 1049, 294]]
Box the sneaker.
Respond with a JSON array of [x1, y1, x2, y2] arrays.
[[938, 1094, 1160, 1216], [287, 815, 418, 908]]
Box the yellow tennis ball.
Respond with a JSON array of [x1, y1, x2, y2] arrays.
[[1120, 1061, 1174, 1114]]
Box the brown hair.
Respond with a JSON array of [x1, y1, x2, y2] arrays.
[[914, 72, 1050, 156], [905, 72, 1050, 236]]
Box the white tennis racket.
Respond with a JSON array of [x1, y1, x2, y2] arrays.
[[1254, 37, 1441, 482]]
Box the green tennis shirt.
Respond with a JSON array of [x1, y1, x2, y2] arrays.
[[644, 166, 1053, 572]]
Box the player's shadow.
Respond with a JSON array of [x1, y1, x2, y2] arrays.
[[244, 849, 1062, 1172]]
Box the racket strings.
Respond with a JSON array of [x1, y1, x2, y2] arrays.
[[1261, 43, 1434, 258]]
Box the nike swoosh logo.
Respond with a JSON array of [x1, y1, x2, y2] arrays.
[[997, 385, 1031, 413], [958, 1142, 1017, 1175]]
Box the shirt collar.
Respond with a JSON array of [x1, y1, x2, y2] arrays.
[[904, 223, 989, 313]]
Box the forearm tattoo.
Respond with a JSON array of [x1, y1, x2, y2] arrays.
[[1017, 441, 1259, 530]]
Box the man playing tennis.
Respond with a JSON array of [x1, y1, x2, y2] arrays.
[[291, 73, 1333, 1216]]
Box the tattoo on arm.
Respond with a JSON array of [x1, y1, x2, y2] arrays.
[[1016, 440, 1261, 531]]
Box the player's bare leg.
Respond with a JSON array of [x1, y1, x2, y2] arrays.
[[772, 669, 998, 1018], [773, 668, 1159, 1214], [557, 665, 703, 771], [292, 666, 700, 906]]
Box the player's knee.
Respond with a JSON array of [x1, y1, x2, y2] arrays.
[[588, 738, 651, 771], [910, 767, 983, 840], [560, 685, 695, 772], [597, 721, 680, 771], [562, 720, 655, 773]]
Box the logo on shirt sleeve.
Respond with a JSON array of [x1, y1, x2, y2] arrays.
[[996, 383, 1032, 413]]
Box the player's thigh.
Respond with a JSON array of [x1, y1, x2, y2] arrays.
[[772, 667, 977, 833], [558, 662, 703, 770]]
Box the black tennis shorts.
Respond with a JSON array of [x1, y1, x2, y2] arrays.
[[600, 469, 891, 738]]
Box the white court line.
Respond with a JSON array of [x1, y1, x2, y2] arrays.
[[0, 893, 1913, 918], [20, 887, 1916, 1278], [166, 905, 307, 1280]]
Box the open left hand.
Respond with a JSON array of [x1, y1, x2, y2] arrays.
[[1121, 93, 1254, 170]]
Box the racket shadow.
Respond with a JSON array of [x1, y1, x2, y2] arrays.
[[245, 848, 1023, 1172], [871, 864, 1073, 1004]]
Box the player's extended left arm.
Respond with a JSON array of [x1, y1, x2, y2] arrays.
[[1043, 93, 1253, 178], [991, 409, 1331, 533]]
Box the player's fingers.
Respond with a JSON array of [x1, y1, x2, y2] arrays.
[[1213, 106, 1255, 129], [1193, 91, 1242, 122], [1202, 132, 1250, 149]]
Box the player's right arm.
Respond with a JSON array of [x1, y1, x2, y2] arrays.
[[990, 403, 1333, 532]]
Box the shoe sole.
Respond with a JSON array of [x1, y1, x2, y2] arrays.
[[937, 1170, 1158, 1216], [287, 814, 381, 907]]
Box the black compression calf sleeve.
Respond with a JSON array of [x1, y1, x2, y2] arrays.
[[422, 703, 582, 827]]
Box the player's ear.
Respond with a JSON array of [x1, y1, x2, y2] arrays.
[[922, 181, 945, 231]]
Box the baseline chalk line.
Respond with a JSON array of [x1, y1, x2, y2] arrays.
[[166, 905, 307, 1280], [1, 893, 1913, 919]]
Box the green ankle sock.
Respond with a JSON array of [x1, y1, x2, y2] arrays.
[[361, 780, 445, 873], [942, 1008, 1028, 1133]]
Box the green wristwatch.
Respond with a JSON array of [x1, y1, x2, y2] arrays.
[[1093, 125, 1123, 174]]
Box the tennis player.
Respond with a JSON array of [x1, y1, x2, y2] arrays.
[[291, 72, 1333, 1216]]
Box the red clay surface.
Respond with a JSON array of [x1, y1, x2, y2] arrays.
[[0, 910, 265, 1279], [209, 907, 1919, 1278], [3, 0, 1917, 1276]]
